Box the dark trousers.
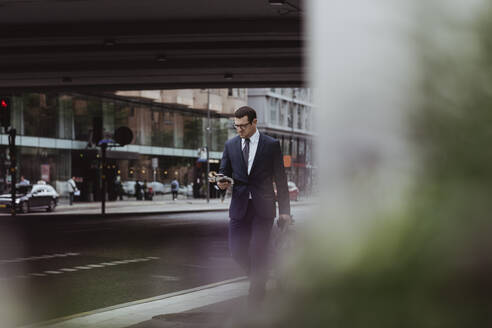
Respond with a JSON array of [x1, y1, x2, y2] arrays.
[[69, 192, 74, 205], [229, 200, 274, 302], [172, 191, 178, 200]]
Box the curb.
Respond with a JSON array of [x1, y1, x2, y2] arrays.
[[22, 276, 248, 328], [0, 202, 314, 221]]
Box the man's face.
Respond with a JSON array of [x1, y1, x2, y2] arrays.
[[234, 115, 257, 138]]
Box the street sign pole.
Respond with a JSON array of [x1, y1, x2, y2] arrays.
[[206, 89, 210, 203], [8, 128, 16, 216], [101, 143, 107, 217], [98, 126, 134, 217]]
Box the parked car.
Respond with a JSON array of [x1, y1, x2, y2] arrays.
[[122, 181, 143, 196], [274, 181, 300, 201], [122, 181, 135, 196], [0, 181, 59, 213], [178, 184, 193, 197], [148, 181, 166, 195]]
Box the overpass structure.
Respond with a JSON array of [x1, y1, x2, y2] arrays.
[[0, 0, 304, 92]]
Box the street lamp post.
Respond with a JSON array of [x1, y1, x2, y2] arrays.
[[206, 89, 211, 203]]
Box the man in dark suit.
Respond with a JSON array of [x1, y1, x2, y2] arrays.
[[218, 106, 291, 304]]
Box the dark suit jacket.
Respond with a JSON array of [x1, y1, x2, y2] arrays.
[[219, 133, 290, 219]]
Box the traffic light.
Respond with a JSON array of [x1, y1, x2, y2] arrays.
[[0, 96, 11, 130]]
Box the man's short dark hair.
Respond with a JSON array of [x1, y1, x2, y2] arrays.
[[235, 106, 257, 123]]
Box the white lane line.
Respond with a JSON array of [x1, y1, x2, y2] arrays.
[[3, 256, 161, 281], [0, 252, 81, 264], [150, 275, 181, 281]]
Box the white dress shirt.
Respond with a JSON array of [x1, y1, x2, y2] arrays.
[[241, 129, 260, 175]]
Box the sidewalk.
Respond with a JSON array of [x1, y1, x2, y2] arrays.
[[53, 197, 231, 216], [20, 197, 314, 217], [26, 278, 251, 328]]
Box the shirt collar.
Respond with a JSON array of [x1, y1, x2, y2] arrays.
[[242, 129, 260, 144]]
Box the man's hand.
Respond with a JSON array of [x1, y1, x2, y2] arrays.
[[217, 181, 231, 190], [277, 214, 293, 230]]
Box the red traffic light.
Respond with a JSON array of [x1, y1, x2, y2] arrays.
[[0, 96, 11, 129]]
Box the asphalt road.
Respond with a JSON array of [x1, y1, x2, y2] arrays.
[[0, 206, 312, 327]]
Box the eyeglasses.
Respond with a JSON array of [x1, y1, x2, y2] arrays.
[[233, 122, 251, 130]]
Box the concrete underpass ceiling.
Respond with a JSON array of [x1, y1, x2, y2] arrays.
[[0, 0, 304, 93]]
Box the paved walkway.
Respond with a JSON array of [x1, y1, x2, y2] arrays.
[[6, 197, 314, 217], [53, 198, 231, 216], [23, 278, 250, 328]]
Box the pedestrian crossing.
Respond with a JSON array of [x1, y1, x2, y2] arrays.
[[0, 253, 160, 281]]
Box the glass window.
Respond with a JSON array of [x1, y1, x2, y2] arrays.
[[73, 96, 103, 141], [22, 93, 59, 138], [19, 147, 71, 185], [297, 106, 303, 129], [183, 113, 204, 149], [287, 103, 294, 128], [279, 101, 286, 126], [151, 108, 174, 147], [269, 97, 277, 125], [305, 108, 311, 130]]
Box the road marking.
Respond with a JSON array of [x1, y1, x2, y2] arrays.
[[111, 260, 128, 264], [150, 275, 181, 281], [1, 256, 161, 281], [0, 252, 80, 264]]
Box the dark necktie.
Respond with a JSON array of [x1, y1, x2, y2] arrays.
[[242, 138, 250, 168]]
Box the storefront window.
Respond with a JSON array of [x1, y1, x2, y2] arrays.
[[19, 147, 70, 190]]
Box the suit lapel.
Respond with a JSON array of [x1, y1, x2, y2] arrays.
[[250, 133, 265, 175]]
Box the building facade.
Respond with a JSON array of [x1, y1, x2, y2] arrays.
[[248, 88, 315, 196], [0, 89, 247, 200]]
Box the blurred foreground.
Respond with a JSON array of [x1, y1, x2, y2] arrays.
[[228, 0, 491, 327]]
